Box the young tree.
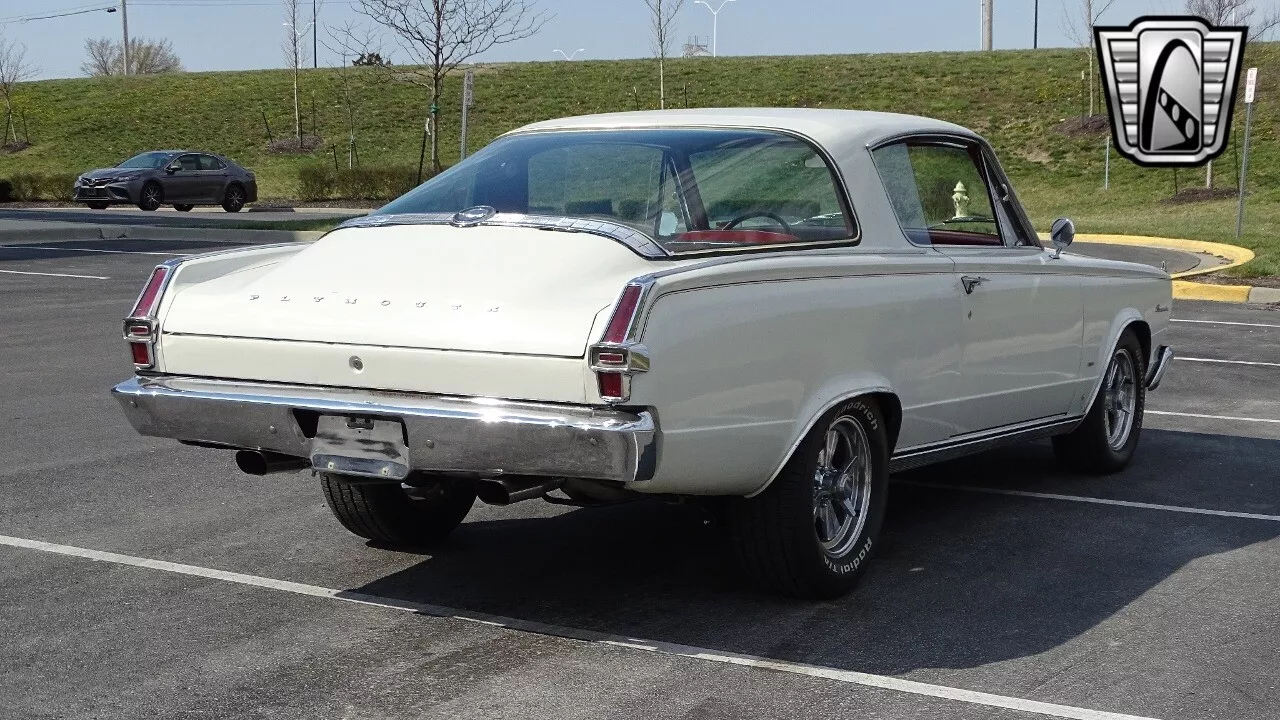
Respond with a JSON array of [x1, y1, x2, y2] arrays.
[[81, 37, 183, 76], [645, 0, 684, 110], [282, 0, 312, 146], [0, 33, 37, 144], [1185, 0, 1280, 40], [336, 0, 551, 172], [1060, 0, 1117, 117]]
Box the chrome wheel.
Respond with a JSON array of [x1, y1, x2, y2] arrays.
[[1102, 349, 1137, 450], [813, 415, 873, 559]]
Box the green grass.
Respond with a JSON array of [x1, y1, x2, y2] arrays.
[[2, 45, 1279, 276]]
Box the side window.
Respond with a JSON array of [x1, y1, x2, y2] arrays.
[[177, 154, 200, 172], [198, 155, 225, 171], [871, 142, 1002, 247]]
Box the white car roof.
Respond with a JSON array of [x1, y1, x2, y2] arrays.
[[507, 108, 979, 157]]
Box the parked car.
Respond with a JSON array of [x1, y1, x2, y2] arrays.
[[74, 150, 257, 212], [111, 109, 1173, 598]]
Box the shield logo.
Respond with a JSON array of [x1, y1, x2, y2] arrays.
[[1095, 16, 1246, 167]]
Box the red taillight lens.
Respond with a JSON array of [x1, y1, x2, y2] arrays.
[[129, 341, 152, 366], [596, 372, 624, 400], [602, 284, 643, 344], [130, 266, 170, 318]]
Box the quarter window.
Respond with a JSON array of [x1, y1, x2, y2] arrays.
[[198, 155, 225, 171], [871, 142, 1002, 247]]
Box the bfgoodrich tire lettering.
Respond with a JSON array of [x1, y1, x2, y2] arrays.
[[729, 397, 890, 599], [320, 473, 477, 546], [1053, 328, 1147, 474]]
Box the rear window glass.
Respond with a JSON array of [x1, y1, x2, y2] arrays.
[[377, 129, 857, 254], [871, 142, 1002, 247]]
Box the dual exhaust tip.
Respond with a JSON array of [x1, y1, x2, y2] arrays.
[[235, 450, 561, 505]]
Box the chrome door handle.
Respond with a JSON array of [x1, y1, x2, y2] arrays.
[[961, 276, 988, 294]]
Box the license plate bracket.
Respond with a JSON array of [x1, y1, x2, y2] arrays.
[[310, 415, 411, 480]]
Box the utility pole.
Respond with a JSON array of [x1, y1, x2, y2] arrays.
[[120, 0, 130, 75], [312, 0, 318, 69], [981, 0, 993, 51], [1033, 0, 1039, 48]]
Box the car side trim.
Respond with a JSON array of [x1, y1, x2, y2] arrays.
[[888, 415, 1084, 473]]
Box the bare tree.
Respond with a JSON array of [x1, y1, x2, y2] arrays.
[[81, 37, 183, 76], [0, 33, 37, 144], [645, 0, 684, 110], [1061, 0, 1117, 117], [1186, 0, 1280, 40], [282, 0, 311, 145], [324, 23, 371, 168], [335, 0, 551, 172]]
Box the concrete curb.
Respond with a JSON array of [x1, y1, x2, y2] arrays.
[[1062, 233, 1274, 305], [0, 224, 325, 244]]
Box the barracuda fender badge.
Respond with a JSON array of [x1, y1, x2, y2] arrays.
[[450, 205, 497, 227]]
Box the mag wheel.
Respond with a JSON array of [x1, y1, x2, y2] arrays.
[[137, 182, 163, 211], [1053, 329, 1147, 474]]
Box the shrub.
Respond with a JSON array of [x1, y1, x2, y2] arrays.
[[8, 173, 40, 201], [39, 173, 79, 201], [297, 164, 335, 200], [0, 179, 12, 203], [297, 165, 423, 201]]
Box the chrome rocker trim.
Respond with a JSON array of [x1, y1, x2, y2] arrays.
[[112, 376, 660, 484], [1146, 345, 1173, 391]]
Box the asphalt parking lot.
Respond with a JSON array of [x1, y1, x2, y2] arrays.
[[2, 236, 1279, 720]]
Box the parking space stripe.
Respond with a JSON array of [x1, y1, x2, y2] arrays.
[[0, 269, 109, 279], [1171, 319, 1280, 329], [0, 533, 1160, 720], [897, 480, 1280, 522], [0, 245, 185, 257], [1147, 410, 1280, 425], [1177, 357, 1280, 368]]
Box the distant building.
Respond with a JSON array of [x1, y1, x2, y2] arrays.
[[683, 35, 711, 58]]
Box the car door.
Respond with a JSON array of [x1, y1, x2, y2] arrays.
[[874, 138, 1083, 435], [197, 154, 229, 202], [164, 154, 203, 202]]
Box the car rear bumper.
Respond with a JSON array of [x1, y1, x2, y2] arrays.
[[112, 375, 659, 484]]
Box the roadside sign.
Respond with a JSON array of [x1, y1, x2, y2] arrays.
[[463, 70, 475, 108], [1245, 67, 1258, 104]]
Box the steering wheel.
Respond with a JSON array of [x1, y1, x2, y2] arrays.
[[723, 211, 793, 235]]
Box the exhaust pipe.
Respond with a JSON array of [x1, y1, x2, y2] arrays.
[[476, 476, 564, 506], [236, 449, 309, 476]]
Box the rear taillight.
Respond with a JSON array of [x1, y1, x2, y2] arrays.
[[124, 263, 176, 371], [590, 281, 653, 404]]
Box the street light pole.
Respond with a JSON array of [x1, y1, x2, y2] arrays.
[[312, 0, 317, 69], [120, 0, 130, 75], [553, 49, 585, 60], [1034, 0, 1039, 49], [693, 0, 737, 58]]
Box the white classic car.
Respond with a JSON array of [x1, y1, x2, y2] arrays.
[[114, 109, 1173, 598]]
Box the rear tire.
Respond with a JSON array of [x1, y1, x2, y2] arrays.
[[320, 473, 477, 546], [1053, 329, 1147, 474], [173, 203, 194, 212], [728, 397, 889, 599], [138, 182, 163, 211], [86, 201, 109, 210], [221, 184, 246, 212]]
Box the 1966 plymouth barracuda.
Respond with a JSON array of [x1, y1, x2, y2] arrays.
[[113, 109, 1173, 599]]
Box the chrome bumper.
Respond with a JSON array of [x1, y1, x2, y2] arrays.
[[1147, 345, 1173, 391], [112, 376, 659, 484]]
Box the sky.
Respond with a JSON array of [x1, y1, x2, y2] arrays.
[[2, 0, 1201, 81]]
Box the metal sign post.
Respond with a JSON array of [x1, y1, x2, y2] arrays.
[[460, 70, 475, 161], [1236, 67, 1258, 240], [1104, 134, 1111, 190]]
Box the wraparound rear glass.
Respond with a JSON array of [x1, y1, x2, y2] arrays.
[[376, 129, 858, 254]]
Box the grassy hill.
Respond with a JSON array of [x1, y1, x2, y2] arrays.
[[2, 45, 1279, 276]]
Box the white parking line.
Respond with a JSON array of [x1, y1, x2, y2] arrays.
[[0, 245, 183, 257], [0, 269, 109, 279], [1147, 410, 1280, 425], [1178, 357, 1280, 368], [897, 480, 1280, 522], [1171, 319, 1280, 329], [0, 533, 1160, 720]]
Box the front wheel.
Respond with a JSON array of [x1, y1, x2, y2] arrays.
[[173, 203, 194, 212], [137, 182, 163, 211], [320, 473, 476, 546], [1052, 329, 1147, 474], [728, 397, 889, 599]]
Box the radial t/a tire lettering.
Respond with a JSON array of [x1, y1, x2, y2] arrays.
[[728, 397, 890, 599]]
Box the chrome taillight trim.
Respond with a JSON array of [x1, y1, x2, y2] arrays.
[[124, 258, 184, 370], [590, 279, 658, 404]]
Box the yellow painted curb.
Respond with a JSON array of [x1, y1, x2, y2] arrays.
[[1038, 232, 1257, 303]]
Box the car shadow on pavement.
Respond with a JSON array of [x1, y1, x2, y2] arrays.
[[348, 428, 1280, 675]]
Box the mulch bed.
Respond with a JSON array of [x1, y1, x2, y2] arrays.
[[1161, 187, 1240, 205], [1053, 115, 1110, 137]]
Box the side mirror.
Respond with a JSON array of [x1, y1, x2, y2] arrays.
[[1050, 217, 1075, 258], [165, 164, 179, 174]]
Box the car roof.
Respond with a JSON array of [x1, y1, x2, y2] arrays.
[[506, 108, 978, 153]]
